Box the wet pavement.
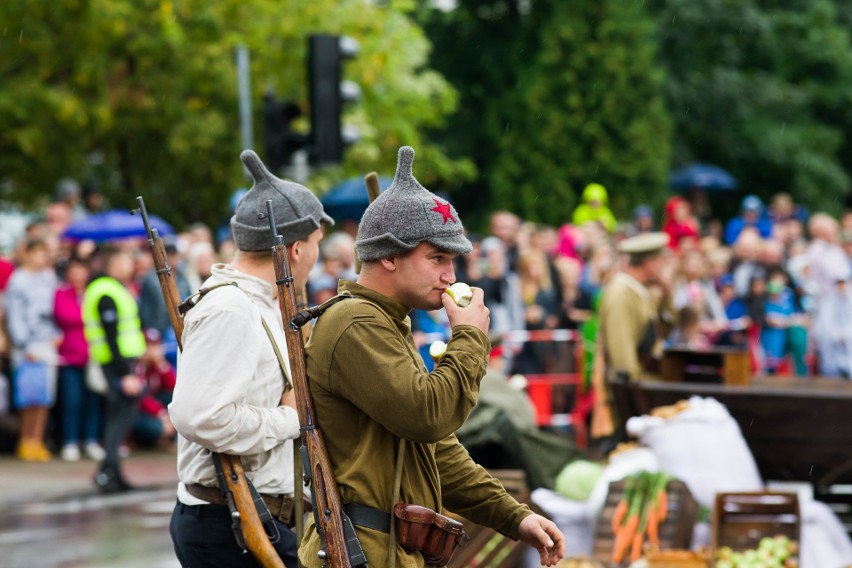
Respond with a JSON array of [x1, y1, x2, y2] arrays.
[[0, 449, 180, 567]]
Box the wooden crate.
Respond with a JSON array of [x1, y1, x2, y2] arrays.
[[661, 347, 750, 385], [712, 491, 800, 554], [593, 479, 699, 567], [645, 549, 710, 568], [448, 470, 533, 568]]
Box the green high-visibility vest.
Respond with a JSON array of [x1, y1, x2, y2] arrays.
[[82, 276, 146, 364]]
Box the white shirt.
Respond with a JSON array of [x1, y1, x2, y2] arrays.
[[169, 263, 300, 504]]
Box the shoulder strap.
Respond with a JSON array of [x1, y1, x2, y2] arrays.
[[178, 281, 239, 315], [260, 317, 292, 389], [388, 437, 406, 566], [290, 291, 355, 328], [179, 281, 292, 389]]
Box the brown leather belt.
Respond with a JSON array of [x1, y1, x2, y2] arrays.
[[186, 483, 296, 525]]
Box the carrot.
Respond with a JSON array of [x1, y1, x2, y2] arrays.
[[611, 474, 634, 534], [646, 505, 660, 548], [630, 530, 644, 562], [611, 499, 629, 534], [612, 513, 640, 563], [629, 495, 650, 562], [612, 474, 645, 564], [657, 476, 669, 523]]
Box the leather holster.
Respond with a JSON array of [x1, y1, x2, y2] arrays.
[[394, 503, 470, 567]]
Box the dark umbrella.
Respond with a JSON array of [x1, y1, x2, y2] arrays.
[[669, 163, 738, 191], [321, 176, 392, 221], [62, 209, 174, 242]]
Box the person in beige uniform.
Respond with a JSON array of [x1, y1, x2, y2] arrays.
[[168, 150, 332, 568], [299, 146, 565, 568], [598, 232, 670, 382]]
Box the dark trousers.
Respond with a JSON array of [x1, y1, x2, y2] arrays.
[[170, 501, 298, 568], [58, 365, 102, 447], [101, 370, 139, 473]]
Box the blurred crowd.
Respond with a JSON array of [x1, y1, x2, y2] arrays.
[[1, 178, 851, 465]]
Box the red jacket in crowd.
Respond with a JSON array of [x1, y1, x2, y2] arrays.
[[663, 196, 700, 250]]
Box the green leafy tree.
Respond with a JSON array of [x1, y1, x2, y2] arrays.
[[419, 0, 671, 228], [0, 0, 471, 228], [416, 1, 527, 223], [489, 0, 671, 225], [652, 0, 852, 215]]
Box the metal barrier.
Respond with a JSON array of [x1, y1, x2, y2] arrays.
[[501, 329, 590, 447]]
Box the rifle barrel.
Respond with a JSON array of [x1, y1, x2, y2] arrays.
[[266, 200, 354, 567], [136, 197, 284, 568]]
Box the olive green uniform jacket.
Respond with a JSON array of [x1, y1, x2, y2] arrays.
[[299, 281, 532, 567], [599, 272, 658, 382]]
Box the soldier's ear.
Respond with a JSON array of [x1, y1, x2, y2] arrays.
[[379, 256, 398, 272], [288, 240, 303, 263]]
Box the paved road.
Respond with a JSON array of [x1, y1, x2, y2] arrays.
[[0, 450, 181, 567]]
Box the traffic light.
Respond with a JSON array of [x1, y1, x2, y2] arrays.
[[262, 93, 305, 172], [308, 34, 360, 165]]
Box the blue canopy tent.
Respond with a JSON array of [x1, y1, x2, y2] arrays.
[[62, 210, 174, 242], [321, 176, 392, 221]]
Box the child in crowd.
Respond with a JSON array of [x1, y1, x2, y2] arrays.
[[663, 196, 700, 251], [667, 306, 710, 349], [54, 256, 104, 462], [761, 274, 798, 374], [131, 329, 176, 450], [6, 239, 59, 462], [715, 275, 750, 347]]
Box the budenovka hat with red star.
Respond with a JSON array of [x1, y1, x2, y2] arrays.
[[355, 146, 471, 261]]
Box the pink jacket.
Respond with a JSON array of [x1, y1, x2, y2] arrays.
[[54, 285, 89, 367]]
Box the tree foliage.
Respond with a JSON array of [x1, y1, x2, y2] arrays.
[[651, 0, 852, 215], [489, 0, 671, 225], [0, 0, 471, 228], [420, 0, 671, 228]]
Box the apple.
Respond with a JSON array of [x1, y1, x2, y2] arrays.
[[445, 282, 473, 307], [429, 340, 448, 361]]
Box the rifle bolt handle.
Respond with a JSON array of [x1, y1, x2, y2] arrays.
[[317, 550, 328, 560], [231, 512, 240, 520]]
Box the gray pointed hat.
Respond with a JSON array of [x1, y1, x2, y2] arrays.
[[231, 150, 333, 250], [356, 146, 471, 261]]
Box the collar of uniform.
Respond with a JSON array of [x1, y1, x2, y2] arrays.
[[613, 271, 650, 302], [208, 263, 276, 306], [337, 280, 411, 322]]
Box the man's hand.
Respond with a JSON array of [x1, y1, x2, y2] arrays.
[[442, 286, 490, 335], [159, 412, 176, 439], [517, 513, 565, 567], [280, 387, 297, 410]]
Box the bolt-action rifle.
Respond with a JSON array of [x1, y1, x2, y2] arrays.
[[134, 196, 286, 568], [265, 200, 367, 567]]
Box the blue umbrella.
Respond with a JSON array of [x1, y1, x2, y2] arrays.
[[669, 163, 738, 191], [62, 209, 174, 242], [321, 176, 392, 221]]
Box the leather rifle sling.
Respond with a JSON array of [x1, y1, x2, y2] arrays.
[[260, 317, 305, 547], [388, 437, 406, 568]]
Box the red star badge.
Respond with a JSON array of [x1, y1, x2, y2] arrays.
[[431, 198, 456, 224]]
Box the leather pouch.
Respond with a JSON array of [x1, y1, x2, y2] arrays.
[[394, 503, 470, 566]]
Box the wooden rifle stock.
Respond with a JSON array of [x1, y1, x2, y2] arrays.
[[265, 201, 356, 567], [134, 197, 285, 568], [364, 171, 382, 202], [354, 172, 382, 276]]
